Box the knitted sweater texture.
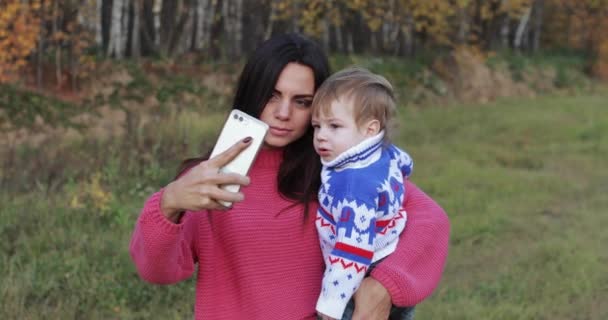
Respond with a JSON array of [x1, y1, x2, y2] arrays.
[[130, 148, 450, 320], [315, 133, 413, 318]]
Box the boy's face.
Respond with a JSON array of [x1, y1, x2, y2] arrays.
[[311, 98, 374, 162]]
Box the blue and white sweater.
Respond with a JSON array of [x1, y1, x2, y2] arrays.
[[315, 131, 413, 319]]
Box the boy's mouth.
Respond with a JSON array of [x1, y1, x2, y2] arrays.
[[317, 148, 331, 157]]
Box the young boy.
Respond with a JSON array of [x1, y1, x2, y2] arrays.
[[312, 67, 414, 320]]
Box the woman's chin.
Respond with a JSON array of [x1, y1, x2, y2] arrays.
[[263, 134, 305, 149], [263, 137, 290, 149]]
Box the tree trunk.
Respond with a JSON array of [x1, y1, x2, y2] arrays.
[[107, 0, 126, 58], [382, 22, 389, 52], [501, 15, 510, 48], [96, 0, 103, 46], [69, 43, 77, 91], [402, 14, 414, 57], [499, 0, 509, 48], [234, 0, 242, 56], [140, 0, 156, 54], [37, 0, 46, 88], [159, 0, 177, 56], [132, 0, 142, 58], [153, 0, 162, 49], [222, 0, 231, 57], [167, 1, 194, 57], [264, 0, 276, 39], [391, 29, 400, 56], [180, 6, 194, 54], [205, 0, 216, 48], [321, 16, 330, 51], [514, 6, 532, 50], [532, 0, 544, 52], [346, 30, 354, 54], [121, 0, 131, 57], [335, 25, 344, 53], [370, 31, 378, 53], [195, 0, 208, 49], [222, 0, 242, 58], [53, 1, 62, 86], [291, 0, 300, 33], [457, 5, 468, 44], [382, 0, 395, 52]]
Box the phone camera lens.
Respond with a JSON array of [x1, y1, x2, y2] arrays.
[[239, 116, 243, 121], [233, 114, 238, 119]]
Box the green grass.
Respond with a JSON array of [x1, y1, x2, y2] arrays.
[[1, 91, 607, 319], [402, 94, 608, 319]]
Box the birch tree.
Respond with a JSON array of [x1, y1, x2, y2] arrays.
[[194, 0, 216, 51], [131, 0, 141, 58], [222, 0, 243, 58], [106, 0, 128, 58], [514, 5, 531, 49]]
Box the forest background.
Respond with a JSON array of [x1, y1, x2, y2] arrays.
[[1, 0, 607, 319]]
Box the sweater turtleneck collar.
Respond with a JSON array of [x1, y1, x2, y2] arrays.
[[321, 131, 385, 169], [254, 147, 284, 168]]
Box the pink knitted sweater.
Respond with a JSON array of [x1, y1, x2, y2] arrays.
[[129, 148, 449, 319]]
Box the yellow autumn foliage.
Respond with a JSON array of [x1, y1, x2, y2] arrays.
[[0, 0, 40, 82], [69, 172, 113, 215]]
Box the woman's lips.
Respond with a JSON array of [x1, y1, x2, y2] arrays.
[[269, 126, 292, 137]]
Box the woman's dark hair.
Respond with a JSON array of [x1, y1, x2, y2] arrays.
[[177, 33, 331, 215]]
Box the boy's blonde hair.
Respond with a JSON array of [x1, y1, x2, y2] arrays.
[[311, 67, 396, 138]]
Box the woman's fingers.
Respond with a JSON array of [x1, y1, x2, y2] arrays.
[[205, 199, 231, 211], [206, 186, 245, 203], [206, 137, 253, 168], [208, 172, 250, 187], [172, 138, 253, 212]]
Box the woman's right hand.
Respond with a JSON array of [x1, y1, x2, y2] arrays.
[[160, 137, 253, 222]]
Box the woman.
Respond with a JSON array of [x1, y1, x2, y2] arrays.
[[129, 33, 449, 319]]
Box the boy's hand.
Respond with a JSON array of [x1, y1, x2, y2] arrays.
[[352, 277, 392, 320]]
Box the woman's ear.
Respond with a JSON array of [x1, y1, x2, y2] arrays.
[[363, 119, 381, 137]]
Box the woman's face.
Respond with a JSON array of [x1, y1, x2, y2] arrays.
[[260, 63, 315, 148]]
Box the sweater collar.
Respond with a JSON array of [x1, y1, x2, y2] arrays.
[[255, 147, 284, 168], [321, 131, 385, 169]]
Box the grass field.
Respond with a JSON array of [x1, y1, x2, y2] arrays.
[[1, 91, 606, 319]]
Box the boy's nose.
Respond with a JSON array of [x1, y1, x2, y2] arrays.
[[315, 129, 326, 141]]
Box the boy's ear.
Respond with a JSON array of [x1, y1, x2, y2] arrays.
[[364, 119, 381, 137]]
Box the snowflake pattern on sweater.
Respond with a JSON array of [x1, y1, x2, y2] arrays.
[[315, 131, 413, 319]]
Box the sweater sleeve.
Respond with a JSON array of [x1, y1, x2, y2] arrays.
[[129, 189, 198, 284], [370, 180, 450, 307]]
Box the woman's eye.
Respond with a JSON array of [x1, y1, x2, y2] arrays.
[[330, 124, 340, 129], [295, 99, 312, 107]]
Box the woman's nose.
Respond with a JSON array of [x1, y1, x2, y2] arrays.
[[274, 99, 291, 120]]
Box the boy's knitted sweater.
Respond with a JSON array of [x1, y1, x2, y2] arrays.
[[130, 148, 449, 320], [315, 132, 413, 318]]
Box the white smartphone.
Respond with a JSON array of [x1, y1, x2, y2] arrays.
[[209, 109, 269, 207]]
